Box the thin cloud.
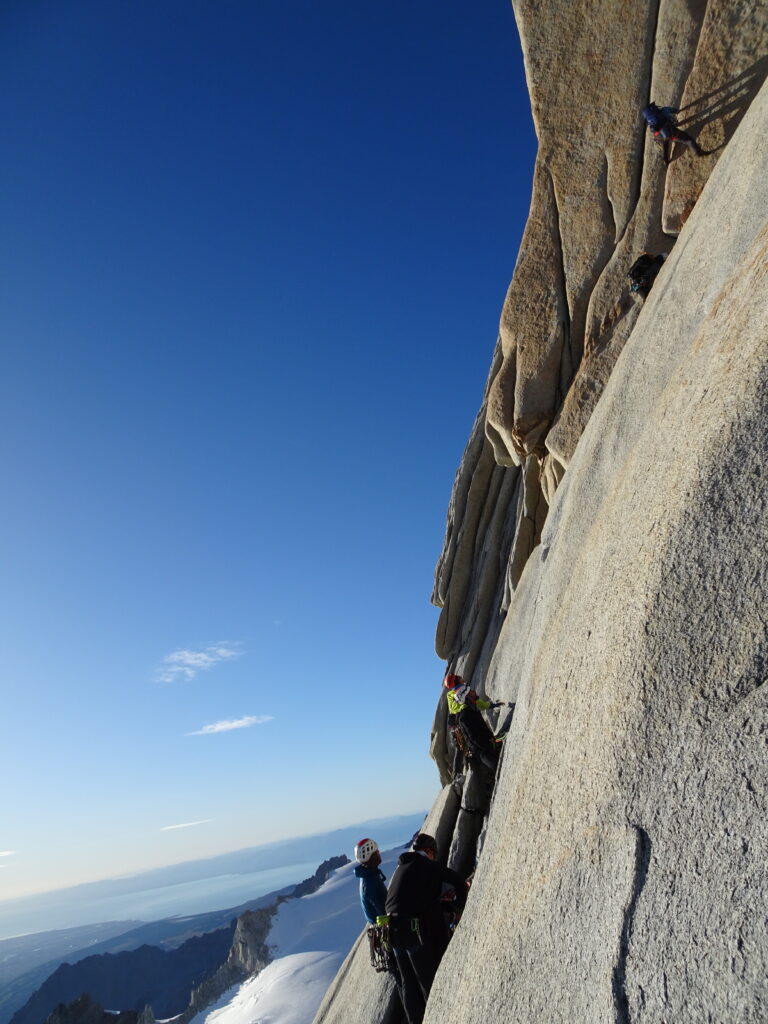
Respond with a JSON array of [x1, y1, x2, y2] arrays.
[[186, 715, 273, 736], [160, 819, 213, 832], [156, 644, 241, 683], [0, 852, 15, 857]]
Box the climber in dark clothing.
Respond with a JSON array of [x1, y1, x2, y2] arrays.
[[642, 102, 705, 163], [444, 673, 504, 774], [628, 252, 667, 300], [384, 833, 468, 1024]]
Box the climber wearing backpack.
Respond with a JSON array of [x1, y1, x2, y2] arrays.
[[444, 673, 506, 774], [384, 833, 468, 1024], [628, 252, 667, 300], [642, 102, 705, 163]]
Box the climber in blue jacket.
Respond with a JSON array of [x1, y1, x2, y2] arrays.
[[353, 837, 388, 923], [642, 102, 705, 163], [354, 838, 406, 1015]]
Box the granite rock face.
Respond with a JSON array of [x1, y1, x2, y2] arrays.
[[315, 3, 768, 1022], [663, 0, 768, 233], [311, 934, 401, 1024], [424, 78, 768, 1024], [437, 0, 768, 683], [173, 907, 275, 1024]]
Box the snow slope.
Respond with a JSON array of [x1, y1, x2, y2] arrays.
[[189, 954, 339, 1024], [189, 847, 403, 1024]]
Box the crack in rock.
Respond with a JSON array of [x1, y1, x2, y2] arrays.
[[612, 825, 653, 1024]]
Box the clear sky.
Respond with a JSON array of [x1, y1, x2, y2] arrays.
[[0, 0, 536, 903]]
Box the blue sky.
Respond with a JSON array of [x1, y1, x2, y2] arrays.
[[0, 0, 535, 904]]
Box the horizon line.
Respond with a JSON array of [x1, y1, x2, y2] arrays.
[[0, 807, 429, 908]]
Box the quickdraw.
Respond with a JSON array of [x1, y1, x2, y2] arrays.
[[367, 923, 391, 972]]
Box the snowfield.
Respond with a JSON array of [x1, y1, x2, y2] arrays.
[[189, 846, 404, 1024], [190, 953, 341, 1024]]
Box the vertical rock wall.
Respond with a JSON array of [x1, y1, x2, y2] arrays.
[[425, 81, 768, 1022], [433, 0, 768, 729]]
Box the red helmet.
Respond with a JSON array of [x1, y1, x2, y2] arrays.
[[443, 673, 463, 690]]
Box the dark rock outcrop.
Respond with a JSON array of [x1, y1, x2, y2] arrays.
[[11, 928, 234, 1024], [0, 892, 292, 1024], [284, 856, 349, 901], [177, 908, 275, 1024], [180, 855, 351, 1021], [44, 995, 152, 1024]]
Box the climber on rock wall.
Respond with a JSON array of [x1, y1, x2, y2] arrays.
[[642, 102, 706, 163], [628, 252, 667, 299], [354, 838, 389, 924], [353, 838, 405, 1009], [384, 833, 468, 1024], [444, 673, 506, 775]]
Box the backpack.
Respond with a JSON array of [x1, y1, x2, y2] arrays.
[[628, 253, 666, 292], [628, 254, 654, 286]]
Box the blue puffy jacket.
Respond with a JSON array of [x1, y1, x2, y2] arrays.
[[354, 862, 388, 924]]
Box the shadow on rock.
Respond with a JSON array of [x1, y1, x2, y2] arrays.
[[677, 54, 768, 144]]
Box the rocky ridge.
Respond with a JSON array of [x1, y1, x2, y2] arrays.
[[176, 854, 349, 1024], [44, 995, 152, 1024], [13, 930, 236, 1024], [313, 2, 768, 1022]]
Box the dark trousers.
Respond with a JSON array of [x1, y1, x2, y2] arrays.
[[392, 943, 441, 1024], [657, 125, 703, 161], [388, 957, 407, 1020], [458, 708, 498, 769]]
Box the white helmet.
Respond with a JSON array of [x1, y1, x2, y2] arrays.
[[354, 838, 379, 864]]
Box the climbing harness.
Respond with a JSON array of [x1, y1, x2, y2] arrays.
[[453, 720, 499, 773], [367, 914, 425, 970], [451, 721, 472, 760]]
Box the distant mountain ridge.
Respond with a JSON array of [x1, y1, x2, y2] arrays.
[[44, 994, 151, 1024], [0, 891, 289, 1024], [0, 923, 142, 989], [14, 856, 350, 1024], [12, 931, 235, 1024]]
